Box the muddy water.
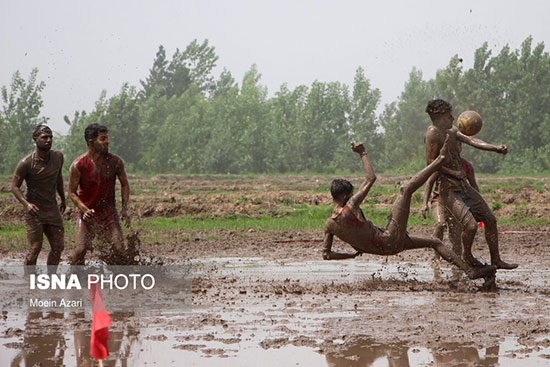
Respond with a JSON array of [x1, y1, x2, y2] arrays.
[[2, 311, 550, 366], [2, 258, 550, 366]]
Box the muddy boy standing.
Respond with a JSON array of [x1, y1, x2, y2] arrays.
[[11, 125, 66, 266], [68, 123, 131, 265], [424, 99, 517, 270]]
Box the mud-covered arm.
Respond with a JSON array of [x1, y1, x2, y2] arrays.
[[347, 142, 376, 209], [68, 163, 88, 212], [116, 158, 131, 225], [458, 132, 507, 155], [56, 152, 66, 213], [322, 231, 360, 260], [421, 172, 437, 218], [11, 160, 38, 215], [425, 130, 465, 180]]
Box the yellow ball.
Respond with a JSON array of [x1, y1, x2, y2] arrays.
[[457, 110, 483, 136]]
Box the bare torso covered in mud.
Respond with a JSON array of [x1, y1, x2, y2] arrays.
[[427, 126, 468, 193], [325, 206, 387, 255]]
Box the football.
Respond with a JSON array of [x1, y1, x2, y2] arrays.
[[457, 110, 483, 136]]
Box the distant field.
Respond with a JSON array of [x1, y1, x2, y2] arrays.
[[1, 174, 549, 251]]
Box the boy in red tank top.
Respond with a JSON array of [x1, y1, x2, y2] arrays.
[[68, 123, 131, 265]]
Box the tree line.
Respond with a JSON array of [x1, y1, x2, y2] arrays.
[[1, 37, 549, 175]]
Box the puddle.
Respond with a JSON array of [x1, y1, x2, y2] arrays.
[[2, 311, 550, 366], [2, 258, 550, 366], [192, 257, 549, 288]]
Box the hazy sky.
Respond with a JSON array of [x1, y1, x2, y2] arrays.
[[1, 0, 548, 135]]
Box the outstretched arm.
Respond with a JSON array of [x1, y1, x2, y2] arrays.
[[322, 230, 361, 260], [458, 132, 507, 155], [347, 141, 376, 209]]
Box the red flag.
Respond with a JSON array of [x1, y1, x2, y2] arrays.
[[89, 283, 112, 361], [478, 222, 485, 228]]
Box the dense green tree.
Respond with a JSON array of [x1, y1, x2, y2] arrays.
[[140, 45, 169, 99], [0, 69, 48, 173], [9, 36, 549, 175], [380, 67, 434, 172]]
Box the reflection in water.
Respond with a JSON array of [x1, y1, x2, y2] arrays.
[[2, 312, 548, 366], [432, 343, 499, 366], [325, 340, 410, 367], [7, 312, 137, 367], [10, 312, 66, 367], [324, 338, 500, 367]]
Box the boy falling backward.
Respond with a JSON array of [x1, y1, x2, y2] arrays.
[[323, 139, 495, 280]]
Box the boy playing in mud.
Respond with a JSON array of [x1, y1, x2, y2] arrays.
[[11, 125, 66, 266], [422, 142, 479, 280], [323, 139, 495, 280], [424, 99, 517, 270], [68, 123, 131, 265]]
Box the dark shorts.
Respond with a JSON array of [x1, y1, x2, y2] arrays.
[[24, 207, 64, 236], [443, 184, 494, 224]]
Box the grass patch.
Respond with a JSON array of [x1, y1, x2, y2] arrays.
[[0, 221, 76, 251], [136, 204, 433, 233], [498, 217, 548, 227], [0, 223, 27, 250]]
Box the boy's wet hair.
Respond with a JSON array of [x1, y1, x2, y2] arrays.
[[84, 123, 108, 144], [32, 124, 52, 138], [425, 99, 452, 115], [330, 179, 354, 201]]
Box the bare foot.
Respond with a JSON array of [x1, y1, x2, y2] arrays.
[[463, 254, 486, 268], [493, 260, 518, 270], [467, 265, 497, 280]]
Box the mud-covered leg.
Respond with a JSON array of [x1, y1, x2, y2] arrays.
[[430, 201, 447, 281], [71, 216, 91, 265], [405, 235, 496, 280], [447, 211, 464, 281], [44, 225, 64, 266], [24, 221, 44, 266], [385, 137, 449, 243]]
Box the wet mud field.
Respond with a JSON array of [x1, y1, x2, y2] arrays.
[[1, 175, 550, 366]]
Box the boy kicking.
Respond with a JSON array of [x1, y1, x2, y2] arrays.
[[323, 139, 495, 280]]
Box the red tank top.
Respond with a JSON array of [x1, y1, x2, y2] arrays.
[[75, 153, 120, 214]]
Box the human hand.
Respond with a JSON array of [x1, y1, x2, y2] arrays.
[[354, 251, 363, 258], [59, 200, 66, 214], [452, 169, 466, 180], [121, 208, 131, 228], [82, 207, 95, 220], [350, 141, 366, 155], [26, 202, 40, 216], [497, 145, 507, 155]]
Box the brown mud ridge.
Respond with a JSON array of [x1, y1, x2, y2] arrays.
[[2, 174, 550, 221]]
